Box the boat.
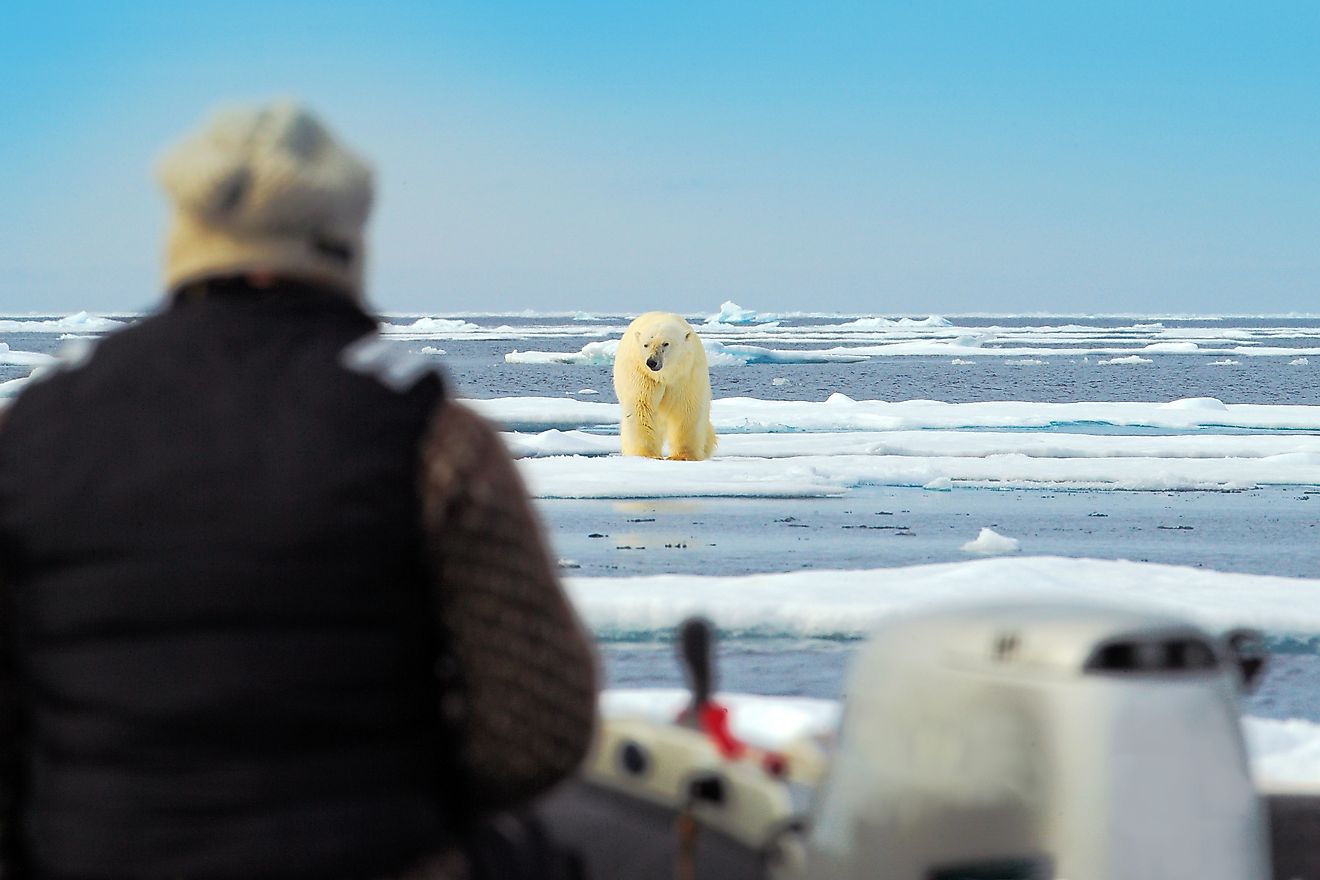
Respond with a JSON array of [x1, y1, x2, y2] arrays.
[[540, 603, 1320, 879]]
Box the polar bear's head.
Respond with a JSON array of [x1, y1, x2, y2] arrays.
[[631, 312, 697, 375]]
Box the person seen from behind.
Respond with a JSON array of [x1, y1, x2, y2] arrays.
[[0, 100, 597, 879]]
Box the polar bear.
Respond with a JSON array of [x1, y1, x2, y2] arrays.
[[613, 312, 717, 460]]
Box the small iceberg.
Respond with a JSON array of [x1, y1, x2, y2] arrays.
[[704, 301, 779, 326], [383, 317, 481, 335], [506, 341, 619, 365], [961, 527, 1021, 556]]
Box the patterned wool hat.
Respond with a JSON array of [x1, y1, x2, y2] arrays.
[[157, 100, 373, 298]]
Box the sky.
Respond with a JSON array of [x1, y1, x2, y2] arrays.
[[3, 1, 1318, 315]]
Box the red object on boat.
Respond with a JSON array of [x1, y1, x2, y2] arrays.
[[696, 702, 745, 759]]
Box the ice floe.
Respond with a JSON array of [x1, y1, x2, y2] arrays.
[[961, 527, 1021, 555], [0, 312, 127, 334], [506, 341, 619, 365], [483, 391, 1320, 493], [470, 394, 1320, 434], [565, 556, 1320, 641], [517, 450, 1320, 496], [504, 428, 1320, 461], [0, 343, 55, 367]]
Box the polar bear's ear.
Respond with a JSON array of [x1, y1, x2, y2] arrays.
[[685, 331, 691, 339]]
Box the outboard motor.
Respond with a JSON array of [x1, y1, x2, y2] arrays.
[[803, 601, 1270, 880], [542, 602, 1304, 879]]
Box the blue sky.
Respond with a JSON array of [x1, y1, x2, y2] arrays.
[[3, 1, 1318, 314]]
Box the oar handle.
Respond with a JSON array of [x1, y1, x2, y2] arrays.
[[678, 616, 715, 709]]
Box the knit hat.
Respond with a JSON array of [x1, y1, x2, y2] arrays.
[[157, 100, 374, 298]]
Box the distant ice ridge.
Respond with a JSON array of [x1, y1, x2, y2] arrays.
[[175, 310, 1320, 355], [838, 315, 953, 329], [566, 556, 1320, 641], [503, 339, 867, 366], [602, 689, 1320, 787], [506, 341, 619, 365], [0, 312, 126, 334], [380, 316, 621, 341], [382, 317, 481, 335]]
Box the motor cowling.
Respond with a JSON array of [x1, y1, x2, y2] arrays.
[[803, 601, 1269, 880]]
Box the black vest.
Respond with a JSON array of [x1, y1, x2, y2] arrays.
[[0, 288, 450, 879]]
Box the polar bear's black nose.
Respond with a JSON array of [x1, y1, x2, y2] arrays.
[[646, 357, 661, 371]]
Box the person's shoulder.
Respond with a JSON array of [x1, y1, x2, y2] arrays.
[[339, 330, 449, 397]]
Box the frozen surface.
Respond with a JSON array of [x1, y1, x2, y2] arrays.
[[0, 343, 53, 367], [471, 393, 1320, 432], [961, 527, 1021, 555], [516, 449, 1320, 496], [505, 428, 1320, 460], [566, 557, 1320, 641], [0, 312, 126, 334]]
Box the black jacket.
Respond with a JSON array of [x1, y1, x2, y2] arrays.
[[0, 288, 454, 878]]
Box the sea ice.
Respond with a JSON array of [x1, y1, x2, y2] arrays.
[[0, 313, 126, 334], [704, 301, 780, 325], [565, 556, 1320, 641], [471, 394, 1320, 433], [505, 341, 618, 365], [0, 344, 55, 367], [503, 339, 867, 366], [961, 527, 1021, 555], [382, 317, 481, 335]]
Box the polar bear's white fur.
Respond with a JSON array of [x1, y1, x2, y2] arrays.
[[612, 312, 716, 460]]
